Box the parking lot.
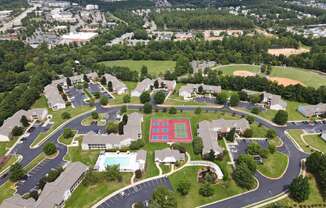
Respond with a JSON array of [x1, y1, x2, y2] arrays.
[[88, 82, 112, 98], [65, 87, 87, 107], [228, 139, 269, 161], [97, 177, 172, 208], [287, 120, 326, 133]]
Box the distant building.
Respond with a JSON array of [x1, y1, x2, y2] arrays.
[[298, 103, 326, 117], [190, 60, 216, 74], [60, 32, 98, 45], [179, 84, 221, 100], [85, 4, 99, 10], [198, 119, 250, 156], [0, 162, 88, 208], [0, 108, 48, 141], [106, 32, 134, 46], [44, 83, 66, 111], [174, 32, 193, 41], [81, 113, 143, 150], [322, 131, 326, 142], [262, 92, 287, 110], [103, 74, 128, 95], [131, 78, 176, 97], [155, 148, 185, 164]]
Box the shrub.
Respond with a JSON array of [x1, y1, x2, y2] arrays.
[[268, 144, 276, 154], [11, 126, 24, 137], [246, 115, 255, 124], [199, 183, 214, 197], [194, 107, 202, 114], [63, 128, 75, 139], [273, 110, 288, 125], [169, 107, 177, 114], [251, 107, 260, 114], [91, 112, 99, 119], [153, 91, 166, 104], [61, 112, 71, 119], [123, 95, 131, 103], [100, 96, 109, 106], [9, 163, 25, 182], [233, 163, 256, 189], [43, 142, 57, 156], [135, 169, 142, 179], [289, 176, 310, 202], [120, 105, 127, 114], [130, 140, 145, 150], [243, 129, 253, 138], [229, 94, 240, 106], [176, 180, 191, 196], [107, 122, 119, 134], [143, 102, 152, 114], [140, 91, 151, 104]]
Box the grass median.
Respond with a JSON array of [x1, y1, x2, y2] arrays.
[[257, 151, 289, 179]]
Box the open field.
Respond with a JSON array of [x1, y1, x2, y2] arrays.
[[302, 134, 326, 153], [65, 172, 132, 208], [257, 151, 288, 178], [98, 60, 176, 76], [267, 48, 310, 57], [168, 166, 248, 208], [214, 64, 326, 88]]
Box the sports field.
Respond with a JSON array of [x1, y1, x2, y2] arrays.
[[98, 60, 176, 76], [214, 64, 326, 88], [150, 119, 192, 143]]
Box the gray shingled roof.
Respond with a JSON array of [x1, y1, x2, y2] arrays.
[[298, 103, 326, 117], [179, 84, 221, 95], [136, 150, 147, 161], [104, 74, 127, 92], [44, 83, 65, 107], [35, 162, 88, 208], [132, 78, 153, 94], [155, 148, 185, 161], [262, 92, 287, 109]]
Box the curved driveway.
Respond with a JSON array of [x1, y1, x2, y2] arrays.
[[0, 103, 319, 207]]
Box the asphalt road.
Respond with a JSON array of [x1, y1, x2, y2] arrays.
[[1, 103, 324, 207]]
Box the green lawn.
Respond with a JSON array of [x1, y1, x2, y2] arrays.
[[81, 113, 106, 126], [99, 60, 176, 76], [257, 151, 288, 178], [31, 95, 48, 109], [31, 106, 93, 147], [64, 172, 132, 208], [0, 181, 15, 203], [214, 64, 326, 88], [64, 138, 101, 166], [287, 130, 314, 153], [160, 164, 171, 174], [267, 174, 325, 207], [268, 136, 283, 147], [0, 138, 18, 156], [107, 81, 139, 105], [169, 166, 247, 208], [58, 132, 78, 146], [302, 134, 326, 153], [251, 123, 268, 138], [0, 156, 19, 174]]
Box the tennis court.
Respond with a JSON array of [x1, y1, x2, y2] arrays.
[[150, 119, 192, 143]]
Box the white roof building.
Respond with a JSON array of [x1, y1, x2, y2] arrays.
[[155, 148, 185, 163], [44, 83, 66, 111], [179, 84, 221, 100], [104, 74, 128, 95], [60, 32, 98, 44], [131, 78, 176, 97]]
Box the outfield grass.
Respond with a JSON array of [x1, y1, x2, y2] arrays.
[[64, 172, 132, 208], [257, 151, 288, 178], [0, 181, 15, 203], [287, 130, 314, 153], [99, 60, 176, 76], [31, 105, 93, 147], [267, 174, 325, 207], [302, 134, 326, 153], [169, 166, 248, 208], [214, 64, 326, 88]]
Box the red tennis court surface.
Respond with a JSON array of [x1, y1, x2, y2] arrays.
[[149, 119, 193, 143]]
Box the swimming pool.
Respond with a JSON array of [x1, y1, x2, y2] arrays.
[[95, 152, 140, 172]]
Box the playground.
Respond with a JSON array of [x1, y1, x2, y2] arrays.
[[149, 119, 192, 143]]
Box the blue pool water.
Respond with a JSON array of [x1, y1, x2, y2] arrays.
[[105, 156, 130, 167]]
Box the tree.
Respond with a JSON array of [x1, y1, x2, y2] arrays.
[[199, 183, 214, 197], [61, 112, 71, 119], [63, 128, 74, 138], [289, 176, 310, 202], [226, 128, 236, 142], [66, 77, 72, 87], [247, 143, 261, 155], [246, 115, 255, 124], [100, 96, 109, 106], [149, 186, 177, 208], [140, 66, 149, 81], [105, 165, 122, 182], [130, 140, 145, 150], [11, 126, 24, 137], [91, 112, 99, 119], [195, 107, 202, 114], [229, 94, 240, 107], [176, 180, 191, 196], [306, 152, 322, 174], [83, 170, 100, 186], [233, 163, 256, 189], [123, 95, 130, 103], [216, 92, 228, 105], [83, 82, 89, 89], [135, 169, 142, 179], [251, 107, 260, 114], [20, 115, 29, 127], [273, 110, 288, 125], [107, 81, 113, 92], [193, 137, 203, 155], [120, 105, 127, 114], [168, 107, 177, 114], [243, 129, 253, 138], [140, 91, 151, 104], [57, 84, 63, 93], [249, 95, 261, 104], [100, 76, 107, 85], [268, 144, 276, 154], [93, 92, 100, 99], [83, 74, 89, 82], [122, 114, 128, 125], [107, 122, 119, 134], [9, 163, 26, 182], [154, 80, 159, 89], [153, 91, 166, 104], [198, 85, 204, 94], [143, 102, 152, 114], [236, 154, 257, 173], [266, 129, 276, 139], [43, 142, 57, 156]]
